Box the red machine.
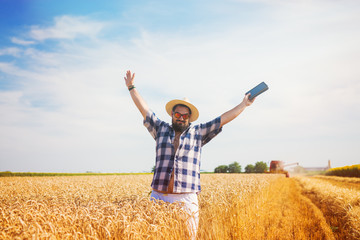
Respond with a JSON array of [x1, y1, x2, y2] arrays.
[[269, 161, 299, 178]]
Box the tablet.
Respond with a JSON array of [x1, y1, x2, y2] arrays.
[[245, 82, 269, 100]]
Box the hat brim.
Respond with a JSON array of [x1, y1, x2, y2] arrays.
[[165, 99, 199, 122]]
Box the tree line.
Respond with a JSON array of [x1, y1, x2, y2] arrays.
[[214, 161, 268, 173]]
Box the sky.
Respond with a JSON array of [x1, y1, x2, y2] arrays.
[[0, 0, 359, 173]]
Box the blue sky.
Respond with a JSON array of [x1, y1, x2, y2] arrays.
[[1, 0, 359, 173]]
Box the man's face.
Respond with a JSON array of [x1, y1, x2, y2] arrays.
[[172, 105, 191, 132]]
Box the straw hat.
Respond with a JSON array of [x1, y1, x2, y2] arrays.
[[165, 97, 199, 122]]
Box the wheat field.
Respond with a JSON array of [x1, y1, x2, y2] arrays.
[[1, 174, 359, 239], [296, 176, 360, 239]]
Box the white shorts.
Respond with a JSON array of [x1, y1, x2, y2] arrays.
[[150, 191, 199, 238]]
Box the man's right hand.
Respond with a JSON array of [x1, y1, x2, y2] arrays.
[[124, 70, 135, 87]]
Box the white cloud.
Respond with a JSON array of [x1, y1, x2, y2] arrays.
[[0, 47, 21, 57], [11, 37, 35, 46], [29, 15, 105, 41]]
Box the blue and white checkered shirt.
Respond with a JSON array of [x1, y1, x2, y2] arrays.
[[144, 110, 222, 193]]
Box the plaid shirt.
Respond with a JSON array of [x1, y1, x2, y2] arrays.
[[144, 110, 222, 193]]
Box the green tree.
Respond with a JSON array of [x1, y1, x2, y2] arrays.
[[214, 165, 229, 173], [245, 164, 255, 173], [228, 161, 242, 173], [151, 165, 155, 173], [254, 161, 268, 173]]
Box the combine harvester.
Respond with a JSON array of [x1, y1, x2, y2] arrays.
[[268, 161, 299, 178]]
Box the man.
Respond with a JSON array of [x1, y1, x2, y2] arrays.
[[124, 70, 255, 237]]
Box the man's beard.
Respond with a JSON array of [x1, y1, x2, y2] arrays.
[[172, 120, 189, 132]]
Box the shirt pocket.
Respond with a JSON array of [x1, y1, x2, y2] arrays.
[[180, 133, 200, 156]]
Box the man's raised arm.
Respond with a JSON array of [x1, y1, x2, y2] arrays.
[[124, 70, 149, 120], [220, 94, 255, 127]]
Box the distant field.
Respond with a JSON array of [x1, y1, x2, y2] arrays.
[[325, 164, 360, 178], [1, 174, 359, 239]]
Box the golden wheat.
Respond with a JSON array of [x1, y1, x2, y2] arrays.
[[198, 175, 335, 240], [296, 176, 360, 239], [315, 175, 360, 182], [310, 175, 360, 192], [0, 174, 349, 239], [0, 175, 190, 239]]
